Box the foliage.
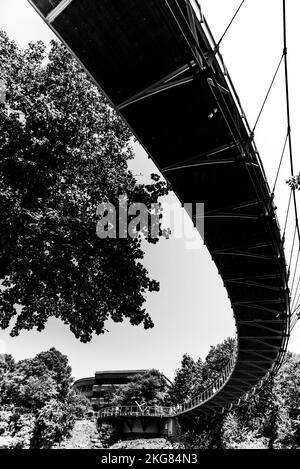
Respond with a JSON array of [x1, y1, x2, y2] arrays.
[[170, 354, 203, 404], [0, 348, 90, 448], [111, 369, 171, 407], [31, 399, 77, 449], [171, 337, 235, 404], [0, 354, 15, 375], [201, 337, 235, 385], [287, 173, 300, 190], [173, 341, 300, 449], [179, 413, 226, 449], [33, 348, 73, 400], [272, 353, 300, 448], [2, 361, 58, 411], [0, 31, 169, 342]]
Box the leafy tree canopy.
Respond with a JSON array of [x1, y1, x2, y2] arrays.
[[170, 354, 203, 404], [0, 31, 169, 342], [201, 337, 235, 385], [173, 340, 300, 449], [111, 369, 171, 407], [171, 337, 235, 405], [0, 348, 89, 448], [287, 173, 300, 190]]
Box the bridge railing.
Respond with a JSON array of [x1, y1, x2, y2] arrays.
[[178, 347, 238, 414], [97, 2, 288, 422], [99, 405, 176, 419], [98, 347, 238, 420], [188, 0, 269, 189], [197, 5, 290, 387], [184, 1, 286, 267]]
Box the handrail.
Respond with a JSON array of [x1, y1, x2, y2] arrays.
[[200, 17, 269, 189], [98, 1, 290, 420], [178, 345, 238, 414], [30, 0, 290, 423], [189, 0, 270, 192], [98, 346, 239, 420], [99, 405, 177, 419], [100, 0, 288, 417]]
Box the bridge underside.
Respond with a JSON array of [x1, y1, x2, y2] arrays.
[[98, 415, 178, 438], [29, 0, 290, 417]]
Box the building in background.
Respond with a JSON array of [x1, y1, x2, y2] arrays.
[[74, 370, 171, 411]]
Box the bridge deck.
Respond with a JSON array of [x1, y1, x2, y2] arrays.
[[29, 0, 290, 418]]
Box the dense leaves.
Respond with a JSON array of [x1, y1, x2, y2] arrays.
[[0, 31, 169, 341], [287, 172, 300, 190], [2, 343, 300, 449], [0, 348, 89, 448], [173, 341, 300, 449], [111, 370, 171, 407], [170, 354, 204, 404], [171, 337, 235, 405], [201, 337, 235, 385]]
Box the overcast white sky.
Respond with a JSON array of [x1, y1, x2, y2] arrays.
[[0, 0, 299, 380]]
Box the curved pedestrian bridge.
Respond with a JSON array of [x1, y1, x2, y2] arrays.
[[28, 0, 290, 419]]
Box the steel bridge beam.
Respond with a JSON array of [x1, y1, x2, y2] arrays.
[[46, 0, 73, 23], [117, 63, 196, 111], [28, 0, 290, 425]]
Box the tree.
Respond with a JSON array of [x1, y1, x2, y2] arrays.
[[172, 338, 247, 448], [273, 352, 300, 448], [233, 378, 280, 449], [1, 360, 58, 411], [221, 411, 268, 449], [174, 339, 300, 449], [171, 355, 204, 404], [287, 173, 300, 190], [171, 338, 235, 407], [0, 348, 90, 448], [0, 354, 15, 378], [31, 398, 81, 449], [201, 337, 235, 386], [1, 348, 75, 411], [171, 341, 235, 449], [0, 31, 169, 342], [111, 370, 171, 407], [34, 348, 73, 400], [230, 353, 300, 449]]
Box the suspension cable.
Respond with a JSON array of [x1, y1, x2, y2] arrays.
[[291, 317, 297, 331], [283, 0, 300, 335], [292, 294, 300, 319], [287, 225, 297, 274], [252, 53, 284, 136], [215, 0, 246, 50], [290, 247, 300, 296], [272, 132, 288, 195], [283, 0, 300, 246], [291, 275, 300, 311], [290, 305, 300, 331], [282, 189, 292, 242]]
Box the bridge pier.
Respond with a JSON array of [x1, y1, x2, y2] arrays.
[[98, 416, 179, 439]]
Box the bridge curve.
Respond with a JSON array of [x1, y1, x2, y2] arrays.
[[29, 0, 290, 418]]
